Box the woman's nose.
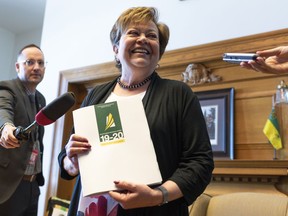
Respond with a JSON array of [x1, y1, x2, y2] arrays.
[[137, 34, 148, 43]]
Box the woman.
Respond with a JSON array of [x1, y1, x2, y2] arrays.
[[58, 7, 214, 216]]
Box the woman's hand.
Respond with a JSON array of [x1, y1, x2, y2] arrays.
[[109, 181, 163, 209], [63, 134, 91, 176]]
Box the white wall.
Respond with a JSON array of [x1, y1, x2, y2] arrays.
[[12, 29, 43, 76], [0, 28, 42, 80], [38, 0, 288, 215], [0, 28, 15, 80]]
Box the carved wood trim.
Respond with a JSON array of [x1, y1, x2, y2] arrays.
[[213, 160, 288, 179], [211, 160, 288, 195], [215, 160, 288, 168]]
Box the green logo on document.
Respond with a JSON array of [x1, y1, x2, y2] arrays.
[[94, 101, 125, 145]]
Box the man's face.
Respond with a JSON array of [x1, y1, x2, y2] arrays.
[[15, 47, 45, 89]]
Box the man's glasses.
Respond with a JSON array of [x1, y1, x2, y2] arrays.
[[19, 59, 47, 68]]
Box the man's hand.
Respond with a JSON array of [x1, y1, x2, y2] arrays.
[[0, 123, 20, 148]]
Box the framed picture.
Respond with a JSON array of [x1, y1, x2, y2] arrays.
[[195, 88, 234, 159]]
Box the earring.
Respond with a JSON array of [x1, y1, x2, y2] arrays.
[[114, 56, 121, 69]]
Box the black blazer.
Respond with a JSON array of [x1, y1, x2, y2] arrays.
[[0, 78, 45, 204]]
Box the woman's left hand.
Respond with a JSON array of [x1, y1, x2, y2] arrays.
[[108, 181, 162, 209]]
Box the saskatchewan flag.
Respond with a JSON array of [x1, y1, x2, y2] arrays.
[[263, 108, 283, 150]]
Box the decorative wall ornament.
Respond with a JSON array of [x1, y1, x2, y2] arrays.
[[181, 63, 222, 86]]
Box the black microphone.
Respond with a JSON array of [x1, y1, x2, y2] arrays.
[[14, 92, 76, 140]]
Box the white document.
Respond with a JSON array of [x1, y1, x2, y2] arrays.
[[73, 97, 162, 197]]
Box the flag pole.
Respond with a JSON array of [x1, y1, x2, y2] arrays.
[[273, 149, 277, 160], [272, 94, 278, 160]]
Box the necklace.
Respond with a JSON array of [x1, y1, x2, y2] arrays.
[[117, 72, 155, 89]]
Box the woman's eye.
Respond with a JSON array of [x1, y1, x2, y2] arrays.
[[147, 33, 158, 39], [127, 30, 139, 36]]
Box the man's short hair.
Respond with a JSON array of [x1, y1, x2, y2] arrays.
[[17, 44, 43, 58]]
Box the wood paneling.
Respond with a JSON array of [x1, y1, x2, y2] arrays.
[[208, 160, 288, 196], [46, 28, 288, 203]]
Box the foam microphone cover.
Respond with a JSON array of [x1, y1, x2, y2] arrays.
[[35, 92, 75, 126]]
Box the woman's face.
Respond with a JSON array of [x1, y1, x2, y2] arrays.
[[115, 20, 160, 72]]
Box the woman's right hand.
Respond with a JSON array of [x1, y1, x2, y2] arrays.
[[63, 134, 91, 176]]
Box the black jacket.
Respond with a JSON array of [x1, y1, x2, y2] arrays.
[[59, 73, 214, 216]]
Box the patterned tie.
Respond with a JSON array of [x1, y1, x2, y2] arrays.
[[28, 94, 36, 116]]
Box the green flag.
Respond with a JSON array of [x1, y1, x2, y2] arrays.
[[263, 108, 282, 150]]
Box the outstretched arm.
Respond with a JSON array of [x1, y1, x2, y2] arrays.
[[240, 46, 288, 74]]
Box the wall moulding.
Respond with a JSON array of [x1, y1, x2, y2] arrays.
[[209, 159, 288, 196]]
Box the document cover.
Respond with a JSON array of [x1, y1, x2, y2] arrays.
[[73, 97, 162, 196]]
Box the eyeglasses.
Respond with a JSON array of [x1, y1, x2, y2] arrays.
[[19, 59, 47, 68]]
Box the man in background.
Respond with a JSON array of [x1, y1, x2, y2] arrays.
[[0, 44, 46, 216]]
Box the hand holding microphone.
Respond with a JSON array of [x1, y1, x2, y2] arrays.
[[0, 123, 19, 149], [14, 92, 76, 140]]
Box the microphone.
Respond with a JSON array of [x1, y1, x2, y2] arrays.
[[14, 92, 76, 140]]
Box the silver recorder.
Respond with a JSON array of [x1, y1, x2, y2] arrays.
[[223, 53, 258, 64]]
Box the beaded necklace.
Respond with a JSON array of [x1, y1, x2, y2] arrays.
[[117, 72, 155, 89]]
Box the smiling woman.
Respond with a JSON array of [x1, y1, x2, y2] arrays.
[[57, 6, 214, 216]]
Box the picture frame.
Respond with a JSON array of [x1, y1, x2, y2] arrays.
[[195, 88, 234, 159]]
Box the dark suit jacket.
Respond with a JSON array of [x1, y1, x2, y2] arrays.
[[0, 78, 45, 204]]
